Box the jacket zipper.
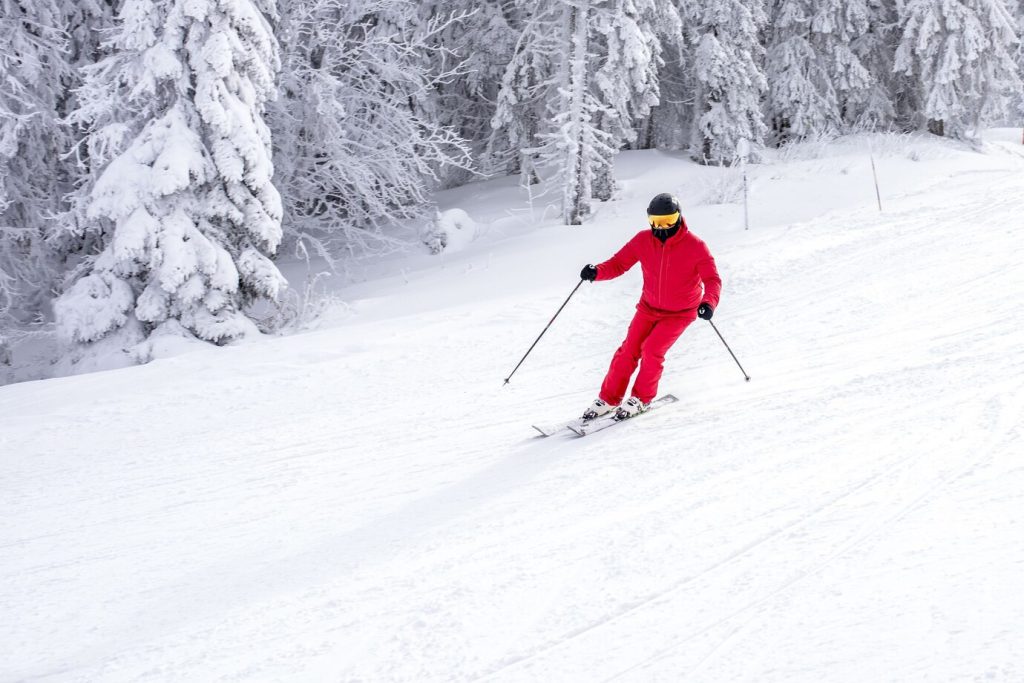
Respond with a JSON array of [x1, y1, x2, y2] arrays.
[[657, 237, 666, 307]]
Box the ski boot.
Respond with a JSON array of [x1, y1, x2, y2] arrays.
[[582, 398, 616, 421], [614, 396, 649, 421]]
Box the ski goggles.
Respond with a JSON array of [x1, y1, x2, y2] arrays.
[[648, 211, 680, 229]]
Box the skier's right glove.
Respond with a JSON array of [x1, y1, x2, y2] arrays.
[[697, 303, 714, 320], [580, 264, 598, 282]]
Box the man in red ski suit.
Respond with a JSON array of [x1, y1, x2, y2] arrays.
[[580, 193, 721, 421]]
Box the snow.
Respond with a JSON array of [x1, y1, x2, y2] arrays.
[[421, 208, 480, 255], [3, 132, 1024, 681]]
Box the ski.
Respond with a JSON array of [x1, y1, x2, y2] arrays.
[[566, 394, 679, 436], [532, 409, 618, 436], [532, 417, 588, 437]]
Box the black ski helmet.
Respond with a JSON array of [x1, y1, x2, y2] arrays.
[[647, 193, 681, 217]]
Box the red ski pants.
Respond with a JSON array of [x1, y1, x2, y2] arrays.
[[599, 306, 696, 405]]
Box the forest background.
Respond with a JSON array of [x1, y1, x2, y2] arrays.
[[1, 0, 1022, 376]]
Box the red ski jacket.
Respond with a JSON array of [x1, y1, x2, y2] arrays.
[[595, 221, 721, 314]]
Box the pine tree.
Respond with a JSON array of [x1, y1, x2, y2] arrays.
[[494, 0, 666, 223], [1015, 0, 1024, 120], [691, 0, 768, 164], [847, 0, 899, 130], [58, 0, 116, 251], [591, 0, 665, 200], [490, 2, 559, 186], [895, 0, 1021, 138], [551, 1, 615, 223], [56, 0, 286, 350], [0, 0, 72, 327], [765, 0, 874, 141], [646, 1, 692, 151], [491, 1, 604, 224]]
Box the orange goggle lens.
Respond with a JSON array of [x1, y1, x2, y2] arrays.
[[648, 211, 680, 229]]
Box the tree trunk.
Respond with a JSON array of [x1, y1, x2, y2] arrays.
[[773, 115, 791, 146], [563, 3, 591, 225], [927, 118, 945, 137], [593, 158, 613, 201], [593, 115, 614, 201], [641, 113, 655, 150]]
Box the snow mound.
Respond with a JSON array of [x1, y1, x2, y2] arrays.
[[421, 208, 479, 254]]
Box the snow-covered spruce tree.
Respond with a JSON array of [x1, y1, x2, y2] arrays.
[[493, 0, 673, 203], [56, 0, 285, 351], [272, 0, 473, 262], [542, 1, 616, 224], [489, 2, 560, 186], [765, 0, 874, 141], [591, 0, 665, 200], [691, 0, 768, 164], [0, 0, 72, 328], [645, 1, 693, 151], [57, 0, 117, 255], [846, 0, 900, 130], [894, 0, 1021, 138], [495, 0, 652, 224], [1015, 0, 1024, 121]]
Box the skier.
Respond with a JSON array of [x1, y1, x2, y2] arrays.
[[580, 193, 721, 421]]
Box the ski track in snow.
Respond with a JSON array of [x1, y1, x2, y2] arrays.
[[2, 145, 1024, 682]]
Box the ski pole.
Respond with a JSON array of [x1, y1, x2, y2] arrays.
[[706, 319, 751, 382], [504, 279, 585, 385], [869, 150, 883, 212]]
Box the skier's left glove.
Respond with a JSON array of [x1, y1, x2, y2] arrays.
[[697, 303, 714, 320], [580, 264, 598, 282]]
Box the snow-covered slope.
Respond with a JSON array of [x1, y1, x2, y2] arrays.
[[3, 133, 1023, 682]]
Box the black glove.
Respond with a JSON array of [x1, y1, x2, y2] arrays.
[[580, 264, 598, 282], [697, 303, 714, 320]]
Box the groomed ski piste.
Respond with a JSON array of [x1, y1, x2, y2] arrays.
[[3, 131, 1024, 682]]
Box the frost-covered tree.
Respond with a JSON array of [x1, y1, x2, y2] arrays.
[[54, 1, 117, 263], [894, 0, 1021, 137], [1015, 0, 1024, 119], [691, 0, 768, 164], [765, 0, 874, 140], [766, 0, 836, 140], [56, 0, 286, 350], [494, 0, 668, 223], [549, 1, 616, 223], [591, 0, 666, 199], [847, 0, 899, 130], [0, 0, 71, 326], [492, 1, 608, 223], [489, 3, 559, 185], [646, 1, 695, 150], [419, 0, 518, 185], [272, 0, 473, 262]]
